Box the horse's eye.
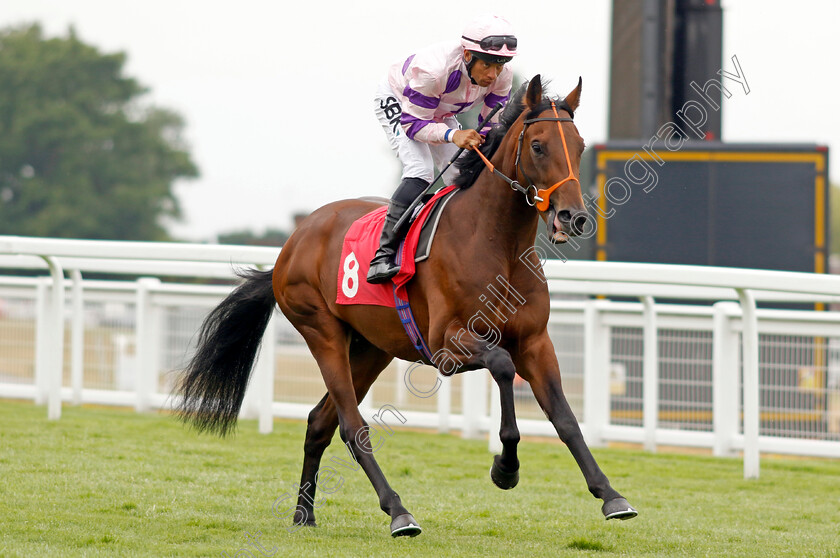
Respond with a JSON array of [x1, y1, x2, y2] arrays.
[[531, 141, 543, 155]]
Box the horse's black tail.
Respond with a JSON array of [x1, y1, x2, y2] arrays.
[[176, 268, 276, 437]]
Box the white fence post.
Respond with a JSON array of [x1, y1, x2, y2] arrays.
[[394, 360, 408, 408], [239, 312, 276, 425], [33, 278, 50, 406], [437, 374, 451, 433], [461, 369, 487, 439], [737, 288, 760, 479], [135, 278, 161, 412], [712, 302, 740, 457], [36, 257, 65, 421], [359, 379, 374, 418], [70, 269, 84, 405], [641, 296, 658, 452], [115, 334, 135, 391], [488, 379, 502, 453], [583, 300, 610, 446], [257, 313, 276, 434]]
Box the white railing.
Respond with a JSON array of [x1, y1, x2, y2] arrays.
[[2, 235, 840, 480], [0, 236, 278, 423]]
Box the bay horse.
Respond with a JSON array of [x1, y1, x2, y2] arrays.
[[176, 76, 637, 537]]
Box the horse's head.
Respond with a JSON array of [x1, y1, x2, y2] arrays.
[[516, 76, 587, 244]]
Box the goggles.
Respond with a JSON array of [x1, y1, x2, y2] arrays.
[[461, 34, 517, 52]]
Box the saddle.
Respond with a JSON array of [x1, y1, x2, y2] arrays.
[[336, 186, 460, 307], [410, 188, 458, 263]]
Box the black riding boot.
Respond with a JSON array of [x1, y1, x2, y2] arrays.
[[367, 177, 429, 284]]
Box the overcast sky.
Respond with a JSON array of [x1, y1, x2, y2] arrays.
[[3, 1, 839, 242]]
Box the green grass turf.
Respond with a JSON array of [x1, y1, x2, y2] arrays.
[[1, 399, 839, 557]]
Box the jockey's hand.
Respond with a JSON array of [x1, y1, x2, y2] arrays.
[[452, 129, 484, 150]]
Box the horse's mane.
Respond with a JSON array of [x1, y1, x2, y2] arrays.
[[453, 77, 555, 189]]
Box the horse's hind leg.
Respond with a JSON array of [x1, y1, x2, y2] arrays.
[[293, 338, 393, 528], [516, 335, 637, 520], [294, 309, 420, 536], [292, 392, 331, 528]]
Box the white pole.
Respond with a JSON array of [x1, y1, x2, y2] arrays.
[[359, 380, 374, 418], [135, 278, 160, 412], [641, 296, 658, 452], [258, 313, 276, 434], [461, 371, 483, 439], [70, 269, 84, 405], [583, 300, 609, 446], [437, 373, 451, 433], [395, 360, 408, 408], [737, 288, 760, 479], [41, 256, 65, 420], [33, 278, 49, 406], [712, 302, 740, 457], [488, 378, 502, 453]]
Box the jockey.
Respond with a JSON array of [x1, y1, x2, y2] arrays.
[[367, 14, 517, 284]]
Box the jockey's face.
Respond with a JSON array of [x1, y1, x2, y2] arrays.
[[465, 51, 505, 87]]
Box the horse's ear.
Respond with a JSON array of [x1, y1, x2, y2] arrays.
[[525, 74, 543, 109], [564, 77, 583, 113]]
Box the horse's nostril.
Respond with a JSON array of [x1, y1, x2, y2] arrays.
[[571, 213, 588, 236], [556, 210, 588, 236]]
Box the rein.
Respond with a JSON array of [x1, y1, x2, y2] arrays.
[[472, 100, 576, 211]]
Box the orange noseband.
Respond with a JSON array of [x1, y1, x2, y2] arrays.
[[469, 100, 577, 211], [532, 102, 577, 212]]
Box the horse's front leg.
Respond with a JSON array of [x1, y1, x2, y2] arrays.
[[436, 319, 523, 489], [483, 349, 521, 490], [515, 334, 637, 520]]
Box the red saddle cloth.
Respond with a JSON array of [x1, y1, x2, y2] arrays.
[[336, 186, 456, 307]]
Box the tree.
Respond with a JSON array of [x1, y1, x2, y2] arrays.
[[0, 24, 198, 240], [217, 228, 290, 248]]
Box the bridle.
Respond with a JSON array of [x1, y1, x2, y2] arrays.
[[472, 100, 578, 212]]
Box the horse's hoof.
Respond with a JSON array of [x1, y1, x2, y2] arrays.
[[293, 510, 317, 527], [602, 497, 638, 520], [390, 513, 422, 537], [489, 455, 519, 490]]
